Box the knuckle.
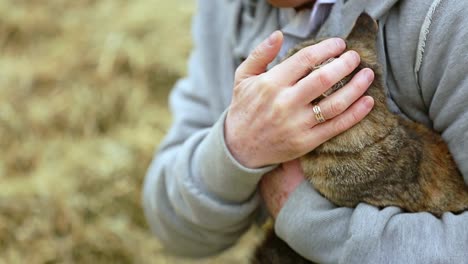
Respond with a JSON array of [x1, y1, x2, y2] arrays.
[[333, 118, 350, 134], [271, 97, 288, 118], [288, 136, 304, 152], [319, 38, 345, 57], [304, 115, 316, 128], [278, 89, 295, 106], [250, 47, 263, 63], [298, 47, 320, 67], [256, 76, 277, 99], [316, 70, 333, 88], [234, 66, 243, 80], [270, 94, 296, 126], [329, 99, 347, 116], [350, 111, 362, 125], [256, 74, 273, 89], [333, 111, 360, 134]]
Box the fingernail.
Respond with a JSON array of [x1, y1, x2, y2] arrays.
[[334, 38, 345, 49], [362, 96, 374, 109], [350, 50, 360, 62], [267, 31, 280, 46], [364, 68, 374, 84]]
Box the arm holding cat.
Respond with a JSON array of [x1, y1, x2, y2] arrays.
[[263, 163, 468, 263], [143, 2, 278, 257], [143, 0, 374, 257]]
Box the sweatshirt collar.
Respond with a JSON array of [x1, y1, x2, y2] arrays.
[[279, 0, 336, 39]]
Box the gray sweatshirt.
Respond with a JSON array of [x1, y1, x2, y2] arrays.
[[143, 0, 468, 263]]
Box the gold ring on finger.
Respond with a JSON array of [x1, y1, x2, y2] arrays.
[[313, 105, 326, 123]]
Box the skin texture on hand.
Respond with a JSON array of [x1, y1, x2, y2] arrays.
[[225, 31, 374, 169], [260, 159, 305, 218]]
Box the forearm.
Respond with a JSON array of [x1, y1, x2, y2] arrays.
[[141, 0, 284, 257], [143, 111, 273, 257], [275, 182, 468, 263]]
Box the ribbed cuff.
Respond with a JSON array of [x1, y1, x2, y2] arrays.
[[195, 110, 277, 203]]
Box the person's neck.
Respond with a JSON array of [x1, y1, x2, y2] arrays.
[[295, 0, 316, 11]]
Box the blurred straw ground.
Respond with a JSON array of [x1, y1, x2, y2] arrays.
[[0, 0, 262, 263]]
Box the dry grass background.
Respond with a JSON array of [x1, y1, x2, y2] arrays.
[[0, 0, 262, 263]]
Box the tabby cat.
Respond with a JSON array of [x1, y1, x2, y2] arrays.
[[252, 13, 468, 264]]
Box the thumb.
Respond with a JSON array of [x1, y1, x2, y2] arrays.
[[235, 30, 283, 82]]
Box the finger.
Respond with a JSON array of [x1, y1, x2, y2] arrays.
[[235, 31, 283, 83], [302, 68, 374, 127], [292, 50, 361, 104], [304, 96, 374, 150], [267, 38, 346, 85]]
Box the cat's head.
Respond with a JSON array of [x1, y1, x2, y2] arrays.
[[345, 13, 379, 68], [309, 14, 395, 153], [310, 13, 383, 104]]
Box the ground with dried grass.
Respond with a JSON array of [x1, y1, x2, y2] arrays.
[[0, 1, 261, 263]]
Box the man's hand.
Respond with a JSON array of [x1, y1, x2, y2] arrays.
[[225, 31, 375, 168], [260, 159, 305, 218]]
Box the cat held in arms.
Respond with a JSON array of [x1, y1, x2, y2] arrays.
[[252, 13, 468, 264]]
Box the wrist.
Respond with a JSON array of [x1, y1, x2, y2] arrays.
[[224, 114, 263, 168], [197, 110, 277, 202]]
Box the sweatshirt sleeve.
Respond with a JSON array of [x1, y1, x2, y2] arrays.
[[276, 183, 468, 263], [275, 1, 468, 263], [142, 1, 275, 257], [418, 0, 468, 182]]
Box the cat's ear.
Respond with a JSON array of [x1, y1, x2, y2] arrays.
[[346, 13, 378, 50]]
